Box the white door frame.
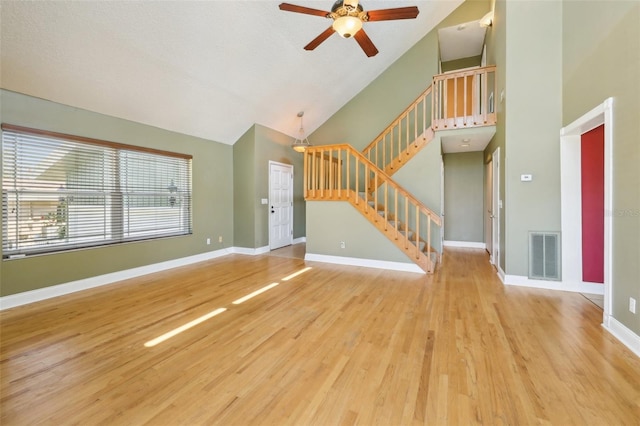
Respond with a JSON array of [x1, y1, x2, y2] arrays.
[[268, 161, 294, 250], [560, 97, 613, 325], [485, 158, 493, 261], [491, 147, 500, 270]]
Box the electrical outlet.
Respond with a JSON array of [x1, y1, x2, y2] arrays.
[[206, 238, 211, 245], [218, 236, 223, 243], [630, 297, 636, 314], [340, 241, 345, 249]]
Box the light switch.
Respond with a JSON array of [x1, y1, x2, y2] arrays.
[[521, 174, 533, 182], [261, 198, 268, 205]]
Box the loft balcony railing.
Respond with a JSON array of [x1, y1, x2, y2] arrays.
[[432, 65, 496, 130]]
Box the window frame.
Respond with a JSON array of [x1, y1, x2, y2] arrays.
[[1, 124, 193, 259]]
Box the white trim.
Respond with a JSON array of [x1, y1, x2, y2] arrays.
[[560, 97, 614, 323], [602, 317, 640, 358], [268, 161, 294, 250], [503, 274, 605, 294], [304, 253, 425, 274], [0, 248, 233, 310], [497, 265, 506, 283], [0, 244, 291, 310], [231, 245, 270, 256], [293, 237, 306, 244], [492, 147, 501, 269], [444, 240, 486, 249]]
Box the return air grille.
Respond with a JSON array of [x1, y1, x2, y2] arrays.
[[529, 232, 561, 280]]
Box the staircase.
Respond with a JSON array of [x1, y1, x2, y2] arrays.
[[304, 66, 496, 273], [304, 144, 441, 273]]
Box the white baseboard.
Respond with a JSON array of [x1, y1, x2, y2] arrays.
[[503, 274, 605, 294], [293, 237, 307, 244], [304, 253, 425, 274], [0, 248, 233, 310], [0, 242, 313, 310], [444, 240, 486, 249], [231, 245, 270, 255], [497, 265, 506, 283], [603, 316, 640, 358]]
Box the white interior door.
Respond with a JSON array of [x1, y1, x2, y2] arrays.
[[491, 148, 500, 268], [269, 161, 293, 250], [485, 159, 493, 261]]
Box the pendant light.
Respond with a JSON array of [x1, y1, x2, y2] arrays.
[[291, 111, 312, 153]]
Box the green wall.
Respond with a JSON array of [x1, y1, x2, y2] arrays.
[[233, 126, 256, 248], [444, 152, 484, 243], [0, 89, 233, 296], [441, 55, 483, 73], [306, 202, 413, 264], [562, 0, 640, 333], [503, 0, 563, 276], [233, 124, 306, 249]]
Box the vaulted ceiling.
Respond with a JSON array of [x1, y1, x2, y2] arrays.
[[0, 0, 464, 145]]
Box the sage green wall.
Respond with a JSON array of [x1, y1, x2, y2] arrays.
[[441, 55, 483, 73], [443, 152, 484, 243], [254, 124, 305, 247], [563, 1, 640, 333], [0, 89, 233, 297], [233, 126, 256, 248], [392, 138, 443, 252], [306, 202, 412, 264], [483, 0, 507, 271], [505, 0, 563, 276], [306, 0, 489, 263]]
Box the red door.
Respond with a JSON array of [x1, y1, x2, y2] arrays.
[[581, 125, 604, 283]]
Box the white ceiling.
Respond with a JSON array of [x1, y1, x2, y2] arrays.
[[438, 19, 486, 62], [0, 0, 464, 145], [440, 125, 495, 154]]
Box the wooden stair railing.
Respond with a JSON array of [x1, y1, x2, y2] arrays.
[[362, 84, 434, 178], [304, 144, 442, 273], [360, 66, 497, 193], [432, 65, 497, 130]]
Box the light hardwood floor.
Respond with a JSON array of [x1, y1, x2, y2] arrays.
[[1, 248, 639, 425]]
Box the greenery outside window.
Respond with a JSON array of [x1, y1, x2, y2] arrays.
[[2, 124, 192, 258]]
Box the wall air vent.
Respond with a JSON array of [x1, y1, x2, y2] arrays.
[[529, 232, 561, 280]]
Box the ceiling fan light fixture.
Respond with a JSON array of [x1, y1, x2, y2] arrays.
[[333, 15, 362, 38]]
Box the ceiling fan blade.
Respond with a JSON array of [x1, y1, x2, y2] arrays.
[[279, 3, 330, 18], [366, 6, 420, 21], [354, 29, 379, 57], [304, 26, 336, 51]]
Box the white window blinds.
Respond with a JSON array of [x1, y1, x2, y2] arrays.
[[2, 124, 192, 258]]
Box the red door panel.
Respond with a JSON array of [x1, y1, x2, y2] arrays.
[[581, 125, 604, 284]]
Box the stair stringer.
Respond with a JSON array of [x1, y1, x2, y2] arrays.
[[343, 190, 436, 273]]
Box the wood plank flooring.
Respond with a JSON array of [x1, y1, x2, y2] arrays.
[[1, 247, 639, 425]]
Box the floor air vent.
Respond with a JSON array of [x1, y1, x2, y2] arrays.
[[529, 232, 561, 280]]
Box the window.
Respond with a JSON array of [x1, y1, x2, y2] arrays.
[[2, 124, 192, 258]]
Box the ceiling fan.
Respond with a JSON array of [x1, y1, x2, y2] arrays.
[[279, 0, 420, 57]]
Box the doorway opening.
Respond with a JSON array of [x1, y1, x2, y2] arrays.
[[560, 98, 613, 325]]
